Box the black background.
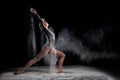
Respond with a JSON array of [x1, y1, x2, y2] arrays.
[[0, 0, 120, 79]]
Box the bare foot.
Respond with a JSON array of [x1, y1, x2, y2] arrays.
[[14, 68, 24, 75], [57, 70, 63, 73]]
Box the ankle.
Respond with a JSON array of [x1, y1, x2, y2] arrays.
[[58, 69, 62, 71]]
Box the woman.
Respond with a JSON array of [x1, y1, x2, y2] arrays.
[[14, 8, 65, 75]]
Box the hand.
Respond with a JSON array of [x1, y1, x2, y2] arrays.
[[30, 8, 37, 13]]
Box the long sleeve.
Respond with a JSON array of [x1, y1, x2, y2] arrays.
[[32, 13, 50, 40], [31, 13, 44, 30], [32, 13, 42, 22], [32, 13, 49, 35]]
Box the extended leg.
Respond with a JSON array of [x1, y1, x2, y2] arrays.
[[14, 46, 50, 75]]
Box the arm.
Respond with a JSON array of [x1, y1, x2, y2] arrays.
[[30, 8, 42, 22], [30, 8, 49, 34]]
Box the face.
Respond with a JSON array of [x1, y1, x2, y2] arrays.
[[42, 18, 49, 29]]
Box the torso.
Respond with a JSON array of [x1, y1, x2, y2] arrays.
[[47, 29, 55, 49]]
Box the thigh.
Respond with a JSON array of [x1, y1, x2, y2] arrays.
[[55, 49, 65, 57], [35, 46, 50, 58]]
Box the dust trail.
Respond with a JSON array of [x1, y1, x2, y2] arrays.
[[27, 15, 36, 59], [55, 27, 117, 62]]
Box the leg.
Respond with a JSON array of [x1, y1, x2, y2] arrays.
[[55, 50, 65, 73], [14, 46, 50, 75]]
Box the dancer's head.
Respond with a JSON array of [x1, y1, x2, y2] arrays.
[[42, 18, 49, 29]]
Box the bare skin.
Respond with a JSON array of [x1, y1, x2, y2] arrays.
[[14, 8, 65, 75], [14, 46, 65, 75]]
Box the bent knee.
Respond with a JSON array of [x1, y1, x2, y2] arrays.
[[63, 53, 65, 58], [60, 53, 65, 58]]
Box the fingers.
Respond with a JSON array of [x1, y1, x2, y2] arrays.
[[30, 8, 36, 13], [30, 8, 33, 12]]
